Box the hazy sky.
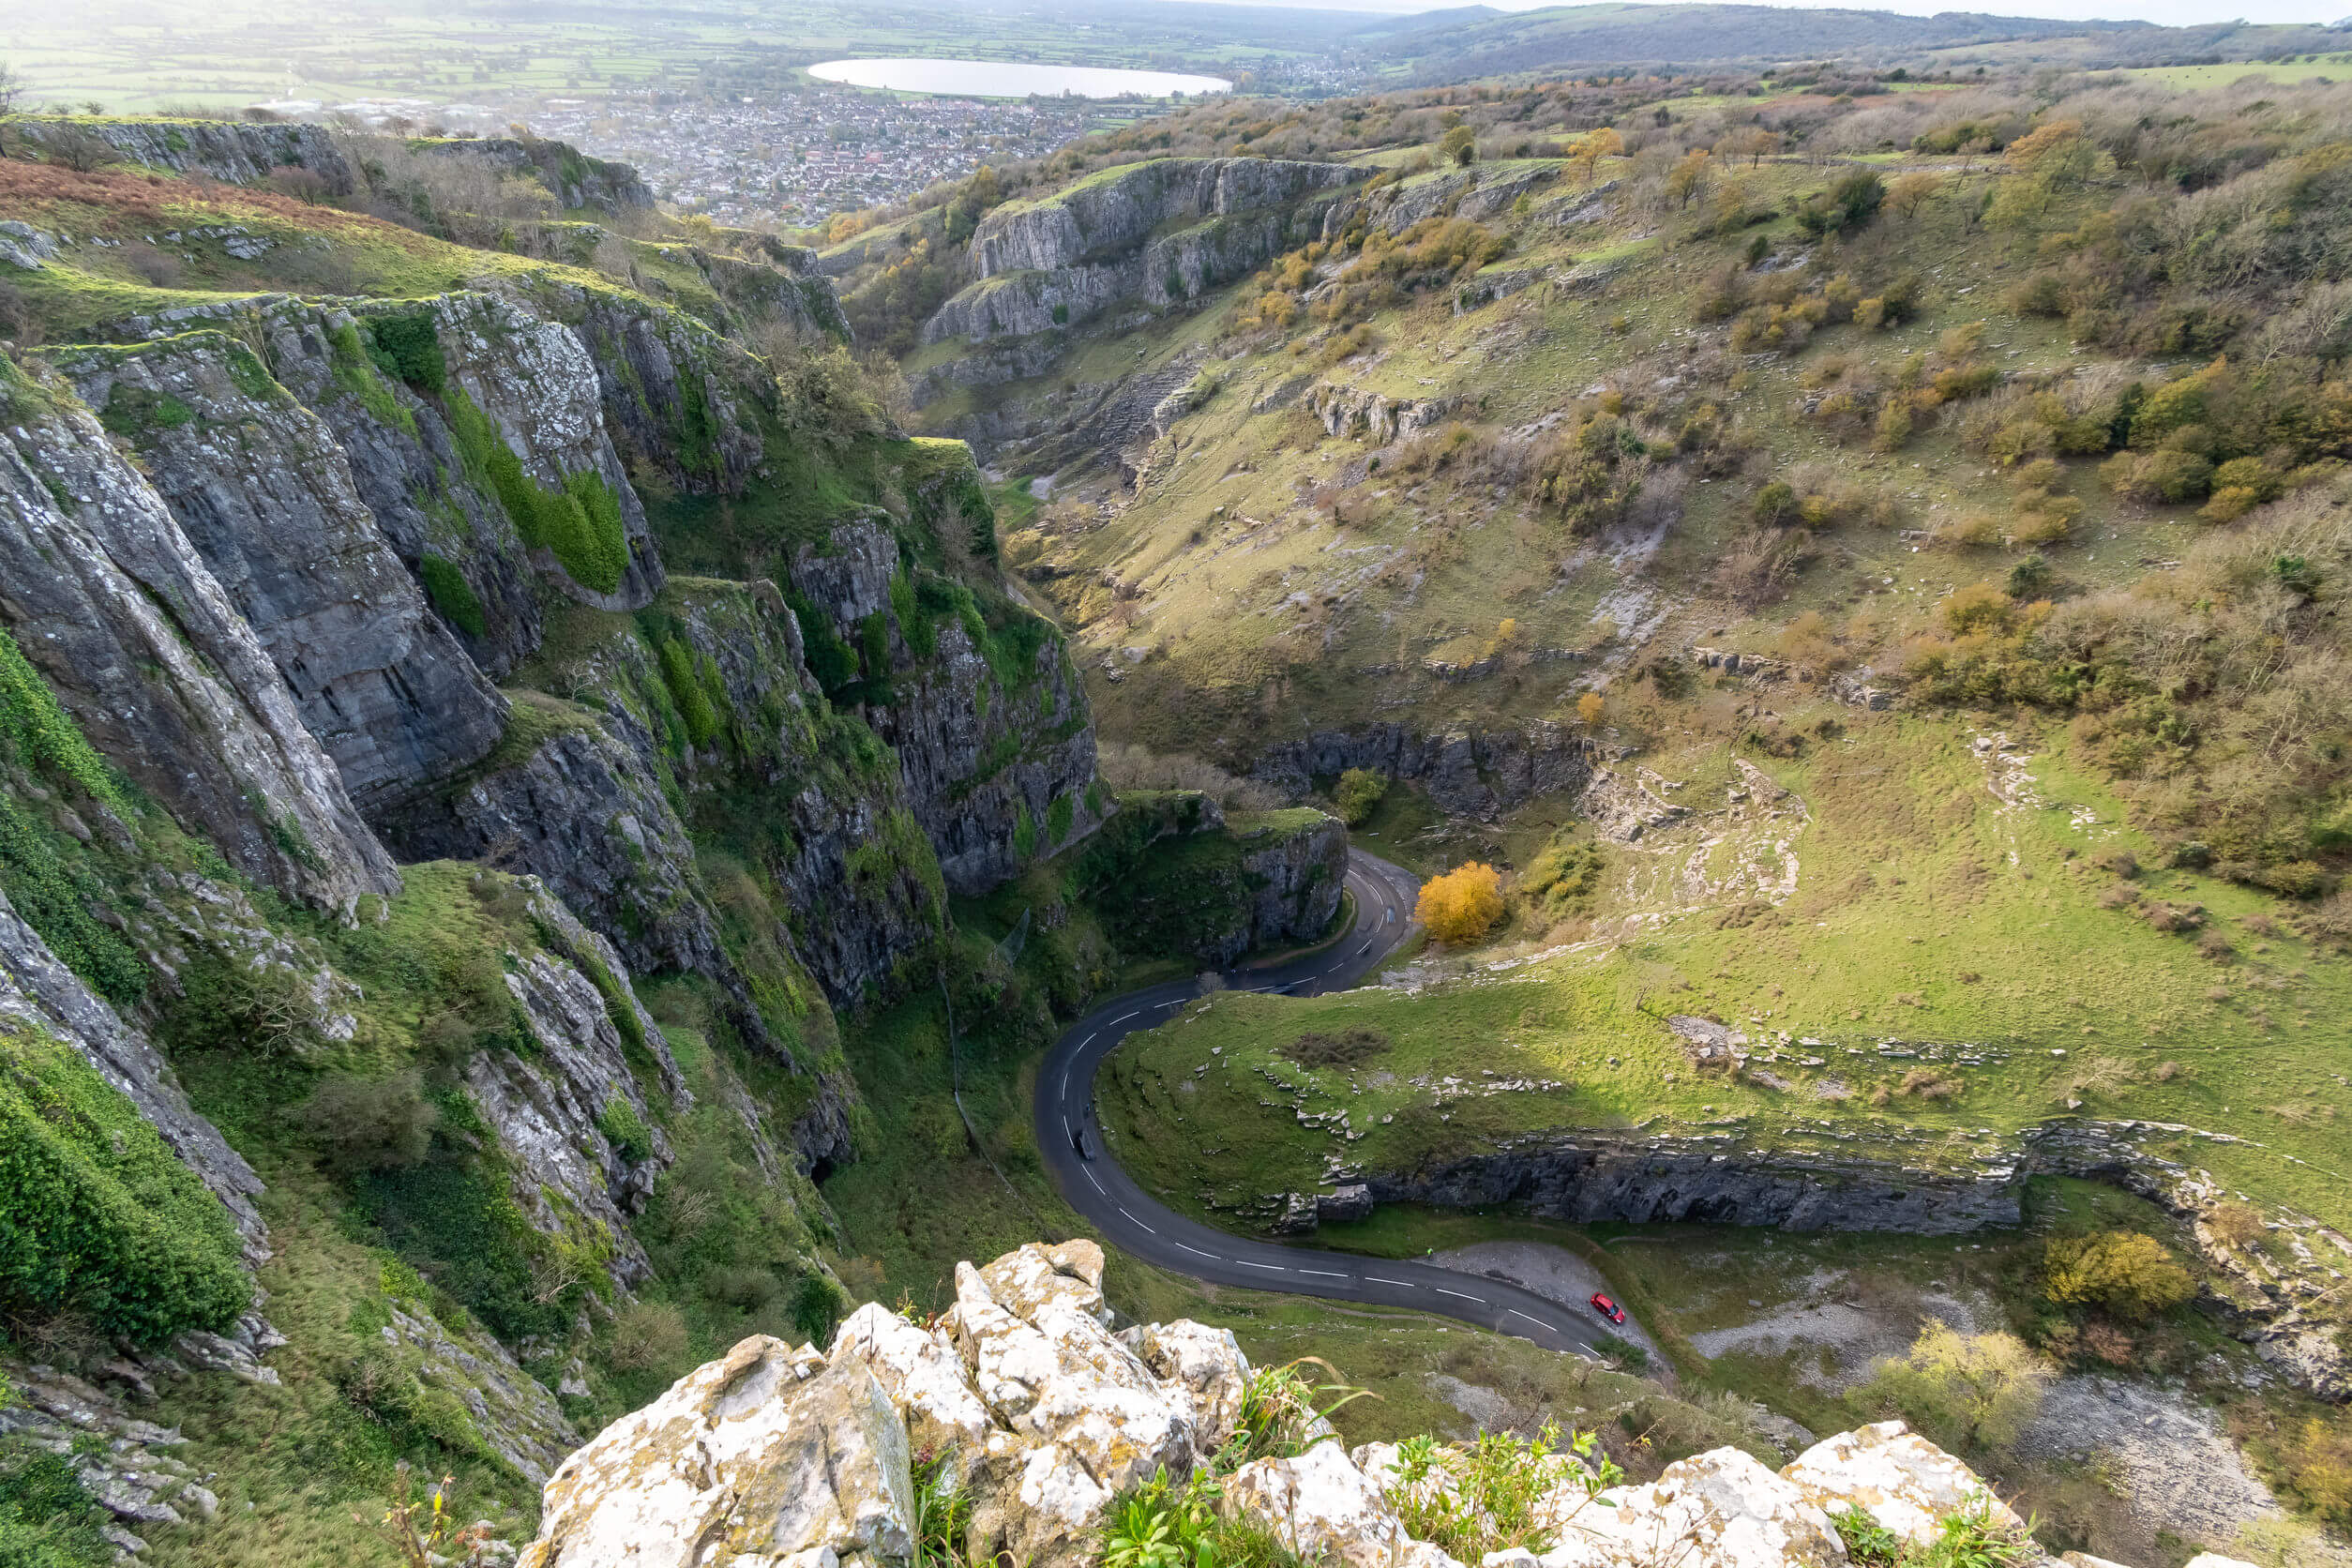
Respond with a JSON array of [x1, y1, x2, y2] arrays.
[[1244, 0, 2345, 26]]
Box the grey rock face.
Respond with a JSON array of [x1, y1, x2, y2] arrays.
[[465, 884, 688, 1293], [250, 299, 545, 680], [1306, 380, 1459, 444], [0, 889, 265, 1252], [431, 293, 665, 610], [787, 520, 1102, 897], [1253, 722, 1599, 820], [0, 389, 398, 910], [565, 288, 771, 499], [689, 242, 854, 343], [1320, 162, 1559, 244], [970, 159, 1358, 281], [1362, 1128, 2025, 1235], [10, 118, 353, 191], [52, 333, 508, 817], [378, 713, 727, 1000], [921, 158, 1357, 354], [1230, 813, 1348, 962]]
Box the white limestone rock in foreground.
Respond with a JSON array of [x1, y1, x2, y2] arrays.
[[1783, 1420, 2027, 1545], [514, 1244, 2203, 1568], [519, 1334, 912, 1568]]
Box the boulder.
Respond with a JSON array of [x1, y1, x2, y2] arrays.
[[1538, 1446, 1847, 1568], [830, 1304, 995, 1475], [520, 1335, 914, 1568], [1225, 1441, 1459, 1568], [1781, 1421, 2026, 1545]]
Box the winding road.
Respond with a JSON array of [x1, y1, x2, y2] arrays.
[[1035, 849, 1620, 1359]]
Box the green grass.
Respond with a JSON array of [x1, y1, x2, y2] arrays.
[[1101, 715, 2352, 1234]]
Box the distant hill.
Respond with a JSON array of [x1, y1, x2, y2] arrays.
[[1357, 2, 2340, 83]]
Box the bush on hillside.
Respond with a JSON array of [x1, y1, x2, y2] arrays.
[[1333, 768, 1387, 826], [2041, 1230, 2195, 1319]]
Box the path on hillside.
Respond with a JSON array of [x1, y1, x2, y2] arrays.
[[1035, 848, 1626, 1360]]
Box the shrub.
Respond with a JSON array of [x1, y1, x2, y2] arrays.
[[596, 1093, 652, 1163], [299, 1070, 437, 1175], [416, 552, 487, 639], [608, 1300, 690, 1371], [1415, 863, 1504, 943], [0, 1025, 249, 1345], [2041, 1230, 2195, 1319], [0, 1445, 109, 1567], [1333, 767, 1387, 826], [1850, 1320, 2049, 1454], [1283, 1028, 1389, 1069]]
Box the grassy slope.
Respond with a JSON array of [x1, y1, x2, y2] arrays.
[[1102, 712, 2352, 1232]]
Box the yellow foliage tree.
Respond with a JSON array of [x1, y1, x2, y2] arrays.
[[1576, 691, 1606, 726], [1415, 863, 1504, 943]]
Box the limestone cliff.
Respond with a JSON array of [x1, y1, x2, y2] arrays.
[[512, 1240, 2215, 1568], [918, 158, 1359, 361], [0, 367, 399, 910]]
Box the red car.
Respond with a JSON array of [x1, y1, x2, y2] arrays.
[[1590, 1292, 1626, 1325]]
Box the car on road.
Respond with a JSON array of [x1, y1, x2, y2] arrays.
[[1072, 1125, 1094, 1160], [1590, 1292, 1626, 1325]]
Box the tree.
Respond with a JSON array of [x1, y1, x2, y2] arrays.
[[1887, 171, 1942, 220], [1665, 148, 1712, 209], [1853, 1320, 2050, 1454], [1333, 768, 1387, 826], [1440, 125, 1476, 168], [1415, 863, 1504, 943], [2041, 1230, 2196, 1320], [0, 63, 21, 161], [1576, 691, 1606, 726], [1568, 127, 1622, 186]]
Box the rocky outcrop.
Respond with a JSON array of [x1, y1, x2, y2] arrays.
[[464, 882, 688, 1293], [564, 286, 772, 499], [1352, 1123, 2025, 1237], [520, 1244, 2193, 1568], [920, 158, 1357, 353], [690, 240, 855, 343], [10, 117, 353, 191], [0, 374, 398, 911], [971, 159, 1358, 280], [1253, 722, 1602, 820], [522, 1242, 1239, 1568], [1321, 162, 1560, 244], [416, 136, 653, 212], [784, 517, 1102, 897], [1307, 379, 1461, 444], [52, 332, 509, 817], [378, 704, 731, 1006]]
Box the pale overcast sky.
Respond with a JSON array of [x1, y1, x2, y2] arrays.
[[1249, 0, 2343, 26]]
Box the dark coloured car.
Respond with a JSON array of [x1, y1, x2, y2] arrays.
[[1590, 1291, 1626, 1325]]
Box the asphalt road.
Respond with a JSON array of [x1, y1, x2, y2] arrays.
[[1035, 848, 1621, 1360]]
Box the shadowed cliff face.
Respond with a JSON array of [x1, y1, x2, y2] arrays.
[[0, 381, 400, 911]]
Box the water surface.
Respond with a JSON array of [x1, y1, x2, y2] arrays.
[[808, 58, 1231, 98]]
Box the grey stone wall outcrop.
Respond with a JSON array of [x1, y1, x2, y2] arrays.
[[12, 118, 353, 191], [1253, 721, 1601, 820]]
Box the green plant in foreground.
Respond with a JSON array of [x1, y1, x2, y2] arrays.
[[911, 1450, 973, 1568]]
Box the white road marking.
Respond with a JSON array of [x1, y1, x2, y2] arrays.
[[1236, 1260, 1287, 1272], [1355, 939, 1374, 955], [1365, 1276, 1416, 1288], [1117, 1207, 1156, 1235], [1084, 1168, 1104, 1193], [1298, 1269, 1349, 1279], [1507, 1309, 1546, 1328], [1177, 1243, 1221, 1260], [1434, 1288, 1486, 1304], [1111, 1012, 1138, 1025], [1060, 1072, 1069, 1096]]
